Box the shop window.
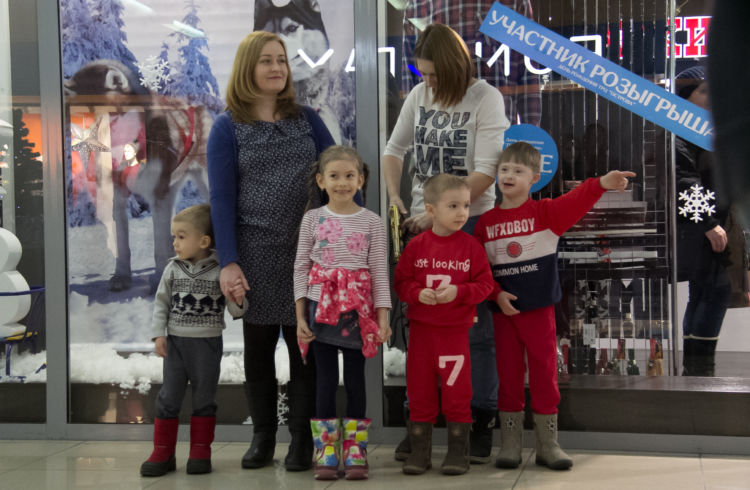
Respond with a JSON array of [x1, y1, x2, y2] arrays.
[[1, 0, 47, 423], [60, 0, 354, 424], [381, 0, 748, 431]]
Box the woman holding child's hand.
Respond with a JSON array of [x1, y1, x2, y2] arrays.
[[207, 31, 335, 472]]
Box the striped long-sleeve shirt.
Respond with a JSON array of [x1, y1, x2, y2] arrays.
[[294, 206, 391, 310]]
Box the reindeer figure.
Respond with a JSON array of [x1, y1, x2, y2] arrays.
[[65, 59, 214, 292]]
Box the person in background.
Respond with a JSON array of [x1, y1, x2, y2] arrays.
[[384, 22, 509, 464], [399, 0, 541, 126], [207, 30, 334, 471], [140, 204, 246, 477], [674, 66, 733, 377]]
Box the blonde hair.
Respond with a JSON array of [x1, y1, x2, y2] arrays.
[[414, 24, 474, 107], [225, 31, 299, 123], [173, 203, 214, 248], [499, 142, 542, 174], [423, 173, 469, 206]]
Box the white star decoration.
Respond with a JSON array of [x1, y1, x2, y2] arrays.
[[71, 116, 110, 154]]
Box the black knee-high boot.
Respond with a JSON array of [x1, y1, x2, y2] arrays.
[[693, 339, 718, 377], [242, 380, 278, 469], [283, 324, 316, 471], [284, 383, 316, 471], [682, 338, 697, 376]]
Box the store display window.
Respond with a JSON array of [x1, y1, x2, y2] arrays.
[[0, 0, 48, 423], [380, 0, 749, 431], [57, 0, 354, 424]]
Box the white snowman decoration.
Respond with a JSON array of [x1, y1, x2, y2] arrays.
[[0, 227, 31, 359]]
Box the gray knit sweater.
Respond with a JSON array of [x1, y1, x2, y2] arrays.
[[150, 251, 246, 339]]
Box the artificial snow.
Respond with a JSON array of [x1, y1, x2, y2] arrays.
[[4, 214, 407, 389]]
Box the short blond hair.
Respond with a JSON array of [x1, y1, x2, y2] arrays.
[[499, 142, 542, 174], [225, 31, 299, 123], [423, 173, 469, 206], [173, 203, 214, 248], [414, 24, 474, 107]]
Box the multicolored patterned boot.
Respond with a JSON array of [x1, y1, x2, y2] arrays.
[[310, 418, 341, 480], [342, 418, 370, 480]]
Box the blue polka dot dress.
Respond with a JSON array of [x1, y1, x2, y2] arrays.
[[234, 116, 317, 325]]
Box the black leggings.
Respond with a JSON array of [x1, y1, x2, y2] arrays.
[[243, 323, 316, 396], [311, 341, 366, 419]]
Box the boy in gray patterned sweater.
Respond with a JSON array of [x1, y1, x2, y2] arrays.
[[141, 203, 247, 477]]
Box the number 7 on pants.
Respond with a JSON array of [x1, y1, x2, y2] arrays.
[[438, 355, 465, 386]]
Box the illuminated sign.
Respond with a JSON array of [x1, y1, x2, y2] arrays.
[[479, 2, 713, 151], [668, 16, 710, 58]]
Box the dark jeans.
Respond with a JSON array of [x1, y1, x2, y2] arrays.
[[463, 215, 499, 411], [311, 341, 366, 419], [683, 279, 731, 339], [155, 335, 222, 418]]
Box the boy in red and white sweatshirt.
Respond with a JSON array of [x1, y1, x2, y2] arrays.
[[474, 142, 635, 471], [395, 174, 494, 476]]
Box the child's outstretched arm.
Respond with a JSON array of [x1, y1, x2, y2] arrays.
[[542, 171, 638, 235], [599, 170, 636, 191]]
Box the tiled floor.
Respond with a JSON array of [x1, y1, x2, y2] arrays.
[[1, 440, 749, 490]]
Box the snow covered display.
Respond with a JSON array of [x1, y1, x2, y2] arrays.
[[52, 0, 359, 393], [0, 227, 32, 379]]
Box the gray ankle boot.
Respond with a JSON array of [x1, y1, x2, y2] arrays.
[[402, 422, 432, 475], [533, 413, 572, 470], [495, 411, 524, 469], [441, 422, 471, 475]]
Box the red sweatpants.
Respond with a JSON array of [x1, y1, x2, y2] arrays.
[[407, 321, 473, 423], [493, 306, 560, 414]]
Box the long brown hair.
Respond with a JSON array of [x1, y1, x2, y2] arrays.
[[225, 31, 300, 123], [414, 23, 474, 107]]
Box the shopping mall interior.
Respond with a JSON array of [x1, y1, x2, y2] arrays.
[[1, 0, 749, 488]]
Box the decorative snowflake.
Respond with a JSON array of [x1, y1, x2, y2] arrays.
[[136, 56, 171, 92], [678, 183, 716, 223], [277, 390, 289, 425]]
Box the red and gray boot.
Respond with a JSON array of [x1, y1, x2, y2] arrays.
[[140, 417, 179, 477], [187, 415, 215, 474]]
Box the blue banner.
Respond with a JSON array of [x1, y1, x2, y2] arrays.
[[480, 2, 713, 150]]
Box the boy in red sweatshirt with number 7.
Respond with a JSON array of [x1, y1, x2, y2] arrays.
[[474, 142, 635, 471], [394, 173, 494, 476]]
